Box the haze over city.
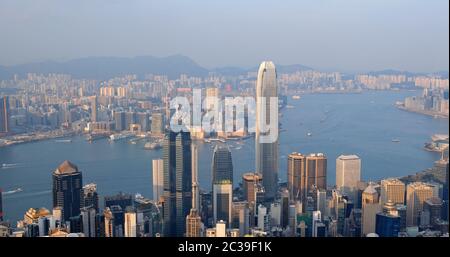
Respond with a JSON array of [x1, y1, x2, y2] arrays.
[[0, 0, 448, 73]]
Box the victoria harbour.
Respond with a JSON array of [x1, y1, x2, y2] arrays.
[[1, 90, 447, 223]]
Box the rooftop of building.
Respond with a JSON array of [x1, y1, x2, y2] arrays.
[[54, 160, 79, 175], [337, 154, 360, 160]]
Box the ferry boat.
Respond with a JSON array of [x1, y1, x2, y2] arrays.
[[2, 187, 23, 195], [55, 139, 72, 143], [110, 132, 134, 141]]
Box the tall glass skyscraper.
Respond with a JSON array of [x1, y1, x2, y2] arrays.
[[0, 96, 9, 134], [255, 61, 279, 201], [162, 130, 192, 237], [212, 144, 233, 184], [52, 160, 83, 222]]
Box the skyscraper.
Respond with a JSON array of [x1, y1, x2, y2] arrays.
[[380, 178, 405, 205], [242, 172, 263, 205], [114, 111, 126, 131], [361, 183, 381, 236], [124, 207, 137, 237], [52, 160, 83, 222], [213, 181, 233, 226], [151, 112, 164, 136], [91, 96, 98, 122], [422, 197, 443, 229], [406, 182, 436, 226], [304, 153, 327, 198], [82, 183, 99, 212], [336, 155, 361, 201], [152, 159, 164, 202], [287, 152, 305, 200], [186, 144, 202, 237], [212, 144, 233, 184], [0, 96, 10, 134], [0, 188, 3, 221], [162, 130, 192, 237], [255, 61, 279, 201], [186, 209, 202, 237], [80, 206, 96, 237]]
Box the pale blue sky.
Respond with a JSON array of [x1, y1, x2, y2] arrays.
[[0, 0, 448, 72]]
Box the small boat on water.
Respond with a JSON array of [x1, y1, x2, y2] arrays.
[[1, 163, 18, 169], [2, 187, 23, 195], [292, 95, 301, 100], [392, 139, 400, 143], [307, 132, 312, 137], [55, 139, 72, 143]]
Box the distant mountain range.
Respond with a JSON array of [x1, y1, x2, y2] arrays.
[[0, 55, 447, 80], [0, 55, 209, 80]]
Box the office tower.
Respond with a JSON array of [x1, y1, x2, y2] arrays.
[[422, 197, 443, 229], [257, 204, 269, 232], [125, 111, 136, 130], [231, 201, 249, 236], [312, 211, 322, 237], [255, 61, 279, 201], [270, 202, 281, 227], [0, 96, 9, 133], [191, 144, 200, 211], [124, 207, 137, 237], [280, 190, 289, 228], [287, 152, 305, 200], [137, 112, 150, 132], [38, 216, 51, 236], [361, 183, 381, 236], [162, 130, 192, 237], [186, 209, 202, 237], [82, 183, 99, 212], [212, 144, 233, 184], [375, 212, 400, 237], [95, 212, 105, 237], [216, 220, 227, 237], [380, 178, 406, 205], [375, 201, 401, 237], [0, 188, 3, 221], [444, 162, 449, 221], [110, 205, 125, 237], [113, 111, 126, 131], [186, 144, 202, 237], [91, 96, 98, 122], [80, 206, 96, 237], [152, 159, 164, 202], [151, 112, 164, 135], [316, 189, 328, 217], [104, 207, 114, 237], [213, 181, 232, 226], [336, 155, 361, 202], [288, 204, 297, 236], [406, 182, 436, 226], [304, 153, 327, 198], [345, 208, 362, 237], [104, 192, 133, 210], [52, 160, 83, 222], [242, 172, 263, 205]]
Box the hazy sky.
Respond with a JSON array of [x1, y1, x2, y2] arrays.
[[0, 0, 448, 72]]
